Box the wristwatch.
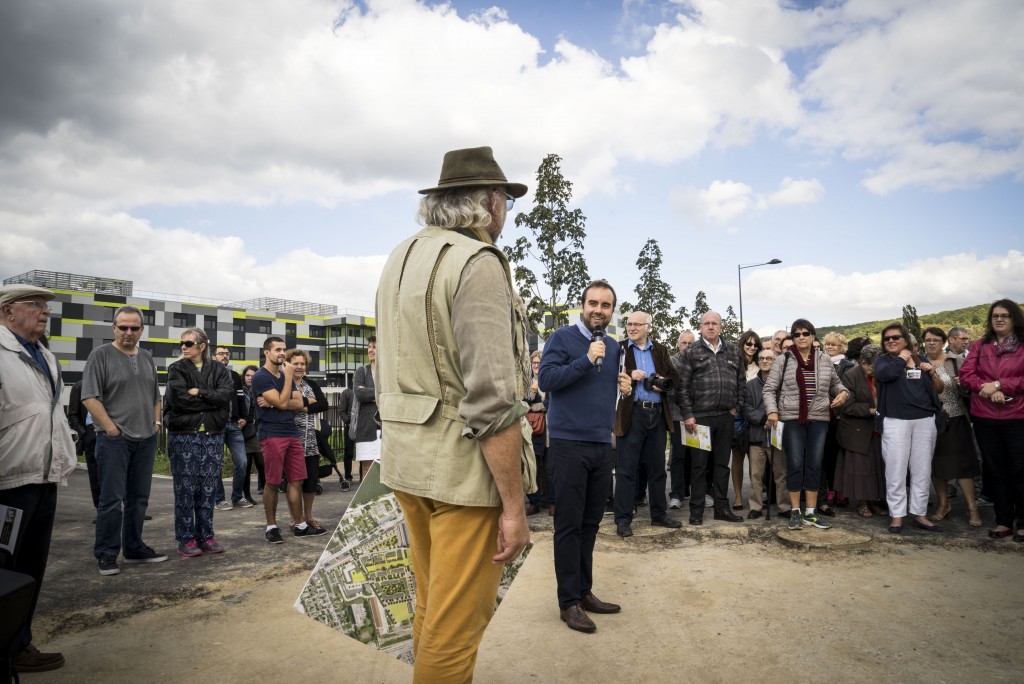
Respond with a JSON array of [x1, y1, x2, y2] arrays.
[[994, 380, 1001, 391]]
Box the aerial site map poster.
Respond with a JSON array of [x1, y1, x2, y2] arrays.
[[294, 461, 532, 665]]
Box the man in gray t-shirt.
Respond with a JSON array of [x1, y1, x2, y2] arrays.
[[82, 306, 166, 575]]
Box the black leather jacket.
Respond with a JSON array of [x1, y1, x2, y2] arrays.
[[164, 358, 234, 433]]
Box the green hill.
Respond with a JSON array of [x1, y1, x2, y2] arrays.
[[817, 302, 1019, 342]]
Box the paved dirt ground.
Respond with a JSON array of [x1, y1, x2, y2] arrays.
[[25, 469, 1024, 683]]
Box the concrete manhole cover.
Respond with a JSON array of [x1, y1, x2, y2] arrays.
[[776, 526, 873, 551]]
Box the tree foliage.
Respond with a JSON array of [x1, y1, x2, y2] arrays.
[[617, 239, 677, 343], [503, 154, 590, 335], [688, 291, 710, 331], [722, 305, 741, 341], [902, 304, 922, 342]]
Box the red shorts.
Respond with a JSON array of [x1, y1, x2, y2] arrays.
[[260, 437, 306, 485]]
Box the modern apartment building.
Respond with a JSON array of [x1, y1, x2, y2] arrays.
[[4, 269, 374, 387]]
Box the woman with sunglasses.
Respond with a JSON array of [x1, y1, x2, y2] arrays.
[[730, 331, 762, 510], [960, 299, 1024, 541], [164, 327, 234, 556], [874, 323, 944, 534], [764, 319, 848, 530], [921, 327, 982, 527]]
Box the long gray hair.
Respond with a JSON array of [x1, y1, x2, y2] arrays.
[[416, 187, 494, 230], [181, 326, 212, 365]]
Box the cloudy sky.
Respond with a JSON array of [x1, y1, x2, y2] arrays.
[[2, 0, 1022, 334]]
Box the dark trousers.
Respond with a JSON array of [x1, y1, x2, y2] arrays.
[[614, 407, 668, 525], [819, 419, 840, 502], [528, 435, 555, 507], [82, 426, 99, 508], [342, 431, 355, 479], [973, 417, 1024, 529], [94, 433, 157, 559], [550, 438, 613, 610], [669, 421, 688, 499], [243, 449, 265, 500], [0, 483, 57, 654], [689, 413, 734, 514]]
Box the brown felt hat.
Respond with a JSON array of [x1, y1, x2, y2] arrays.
[[419, 146, 527, 198]]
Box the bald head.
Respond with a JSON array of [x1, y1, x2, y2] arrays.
[[700, 311, 723, 345]]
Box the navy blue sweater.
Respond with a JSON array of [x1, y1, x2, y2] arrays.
[[538, 324, 622, 443]]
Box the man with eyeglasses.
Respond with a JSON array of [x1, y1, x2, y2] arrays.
[[0, 285, 77, 673], [212, 346, 253, 509], [771, 330, 790, 355], [677, 311, 747, 525], [947, 327, 971, 360], [612, 312, 682, 537], [375, 146, 535, 678], [82, 305, 166, 576]]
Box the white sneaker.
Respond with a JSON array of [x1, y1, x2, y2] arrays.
[[215, 501, 233, 511], [668, 497, 682, 510], [704, 495, 714, 507]]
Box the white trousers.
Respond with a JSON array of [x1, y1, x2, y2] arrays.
[[881, 416, 937, 518]]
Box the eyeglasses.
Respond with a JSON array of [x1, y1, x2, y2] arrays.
[[793, 331, 814, 338], [625, 322, 650, 328], [883, 334, 903, 342], [499, 190, 514, 211], [181, 340, 200, 348], [214, 351, 229, 356], [116, 325, 142, 332], [13, 300, 52, 312], [758, 355, 775, 362], [991, 313, 1011, 320]]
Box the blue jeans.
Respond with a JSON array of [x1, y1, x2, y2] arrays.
[[214, 422, 248, 503], [782, 420, 828, 492], [94, 432, 157, 559]]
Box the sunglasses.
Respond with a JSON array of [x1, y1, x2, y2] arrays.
[[792, 331, 814, 338], [116, 325, 142, 332], [883, 334, 903, 342], [743, 341, 758, 347], [181, 340, 200, 348]]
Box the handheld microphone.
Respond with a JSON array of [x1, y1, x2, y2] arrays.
[[592, 325, 605, 372]]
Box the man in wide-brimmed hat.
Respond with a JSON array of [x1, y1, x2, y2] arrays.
[[0, 284, 77, 673], [376, 146, 536, 681]]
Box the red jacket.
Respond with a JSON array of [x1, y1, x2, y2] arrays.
[[959, 339, 1024, 420]]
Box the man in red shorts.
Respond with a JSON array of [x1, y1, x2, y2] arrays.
[[251, 336, 310, 543]]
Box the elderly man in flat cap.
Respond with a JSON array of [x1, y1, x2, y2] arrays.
[[0, 284, 77, 673], [376, 146, 536, 682]]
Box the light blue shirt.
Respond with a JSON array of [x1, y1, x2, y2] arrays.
[[629, 338, 661, 404]]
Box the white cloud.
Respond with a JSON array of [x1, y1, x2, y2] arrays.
[[736, 250, 1024, 330], [672, 176, 823, 225], [756, 177, 825, 209], [0, 209, 384, 314], [671, 180, 752, 226]]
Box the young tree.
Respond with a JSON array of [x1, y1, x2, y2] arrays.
[[688, 291, 710, 331], [618, 239, 677, 343], [902, 304, 922, 343], [722, 305, 741, 341], [503, 154, 590, 335]]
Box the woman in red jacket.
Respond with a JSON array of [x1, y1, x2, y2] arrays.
[[960, 299, 1024, 541]]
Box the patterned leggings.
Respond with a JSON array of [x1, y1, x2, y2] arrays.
[[168, 432, 224, 544]]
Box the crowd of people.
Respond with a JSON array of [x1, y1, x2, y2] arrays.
[[525, 305, 1024, 545], [3, 146, 1022, 683]]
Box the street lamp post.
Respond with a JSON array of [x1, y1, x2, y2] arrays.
[[737, 259, 782, 332]]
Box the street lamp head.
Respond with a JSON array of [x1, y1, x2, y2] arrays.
[[768, 259, 782, 265]]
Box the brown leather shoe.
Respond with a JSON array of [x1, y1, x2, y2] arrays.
[[526, 504, 541, 516], [13, 644, 65, 672], [580, 591, 621, 614], [560, 604, 597, 633]]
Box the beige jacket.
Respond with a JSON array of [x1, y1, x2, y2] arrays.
[[376, 226, 536, 507], [762, 349, 847, 422], [0, 326, 77, 489]]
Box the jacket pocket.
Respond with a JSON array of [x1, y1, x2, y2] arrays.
[[378, 393, 439, 424]]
